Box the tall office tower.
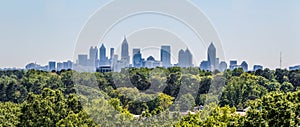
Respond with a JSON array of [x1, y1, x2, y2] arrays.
[[78, 54, 88, 66], [89, 46, 98, 67], [110, 48, 114, 60], [161, 45, 171, 68], [99, 44, 107, 66], [178, 48, 193, 67], [48, 61, 56, 71], [133, 48, 142, 68], [241, 61, 248, 72], [229, 60, 238, 70], [178, 49, 185, 67], [219, 61, 228, 72], [121, 36, 130, 65], [207, 42, 217, 71], [109, 48, 115, 65]]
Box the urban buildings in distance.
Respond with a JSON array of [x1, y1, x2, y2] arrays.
[[21, 36, 300, 72], [200, 42, 227, 72], [75, 36, 193, 72], [25, 60, 73, 72]]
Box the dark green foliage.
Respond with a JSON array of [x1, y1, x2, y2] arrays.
[[0, 68, 300, 126], [243, 91, 300, 127]]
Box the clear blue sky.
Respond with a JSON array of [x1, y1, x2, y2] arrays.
[[0, 0, 300, 69]]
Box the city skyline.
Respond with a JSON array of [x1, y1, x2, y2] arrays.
[[1, 0, 300, 69], [16, 35, 300, 72]]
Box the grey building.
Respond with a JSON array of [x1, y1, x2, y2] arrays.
[[121, 36, 130, 65], [207, 42, 217, 70], [78, 54, 88, 66], [178, 48, 193, 68], [89, 46, 98, 67], [110, 48, 115, 64]]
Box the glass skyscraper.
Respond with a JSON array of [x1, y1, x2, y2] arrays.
[[99, 44, 107, 66], [207, 42, 216, 70], [161, 45, 171, 67], [121, 36, 130, 65]]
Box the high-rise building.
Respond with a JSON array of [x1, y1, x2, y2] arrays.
[[110, 48, 114, 60], [207, 42, 217, 70], [178, 48, 193, 67], [133, 48, 143, 68], [178, 49, 184, 66], [161, 45, 171, 68], [48, 61, 56, 71], [219, 61, 228, 72], [121, 36, 130, 66], [229, 60, 238, 70], [109, 48, 115, 65], [78, 54, 88, 66], [89, 46, 98, 67], [241, 61, 248, 72], [99, 44, 107, 66]]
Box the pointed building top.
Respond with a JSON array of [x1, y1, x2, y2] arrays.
[[123, 35, 128, 42], [122, 36, 128, 45], [100, 43, 105, 48], [208, 42, 216, 49], [185, 48, 191, 53], [179, 49, 185, 53]]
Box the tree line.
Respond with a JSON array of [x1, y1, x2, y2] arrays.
[[0, 67, 300, 126]]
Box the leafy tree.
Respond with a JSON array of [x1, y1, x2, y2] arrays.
[[0, 102, 21, 126], [220, 73, 268, 109], [243, 91, 300, 127]]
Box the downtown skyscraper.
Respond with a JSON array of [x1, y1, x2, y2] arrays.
[[178, 48, 193, 68], [89, 46, 98, 67], [121, 36, 130, 66], [99, 44, 108, 66], [208, 42, 217, 70], [161, 45, 171, 68]]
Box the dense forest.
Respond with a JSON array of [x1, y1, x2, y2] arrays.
[[0, 67, 300, 126]]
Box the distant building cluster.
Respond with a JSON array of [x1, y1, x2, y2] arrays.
[[20, 36, 300, 72], [75, 36, 194, 72], [200, 43, 227, 72], [25, 60, 73, 72]]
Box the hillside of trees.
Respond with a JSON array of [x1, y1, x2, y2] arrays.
[[0, 67, 300, 126]]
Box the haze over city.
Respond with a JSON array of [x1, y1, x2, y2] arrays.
[[1, 0, 300, 69]]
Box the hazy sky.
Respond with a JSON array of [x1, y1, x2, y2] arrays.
[[0, 0, 300, 69]]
